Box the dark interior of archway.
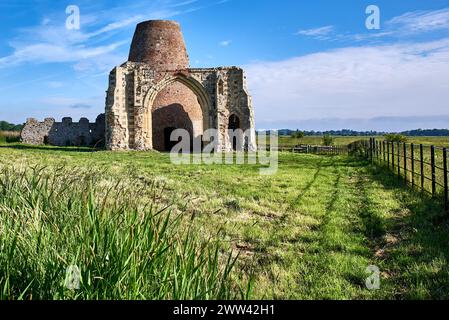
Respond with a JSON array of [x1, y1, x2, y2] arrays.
[[228, 114, 241, 151], [163, 127, 178, 152], [151, 80, 203, 152], [153, 104, 193, 152]]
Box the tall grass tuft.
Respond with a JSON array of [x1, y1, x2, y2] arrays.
[[0, 165, 241, 300], [0, 131, 20, 143]]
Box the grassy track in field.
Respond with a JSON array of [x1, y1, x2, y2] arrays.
[[0, 143, 448, 299]]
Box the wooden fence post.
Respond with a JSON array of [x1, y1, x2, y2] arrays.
[[431, 145, 436, 196], [369, 138, 373, 162], [387, 141, 390, 168], [396, 142, 401, 179], [397, 142, 401, 178], [376, 139, 379, 163], [443, 147, 448, 213], [411, 143, 415, 187], [420, 144, 424, 191], [366, 140, 369, 159], [403, 143, 407, 184], [392, 142, 395, 171]]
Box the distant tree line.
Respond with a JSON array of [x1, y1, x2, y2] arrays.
[[262, 128, 449, 137], [400, 129, 449, 136], [0, 121, 24, 132]]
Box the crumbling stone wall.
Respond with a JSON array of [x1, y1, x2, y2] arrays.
[[20, 118, 55, 145], [105, 20, 256, 151], [21, 114, 105, 147]]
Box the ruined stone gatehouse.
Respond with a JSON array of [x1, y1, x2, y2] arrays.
[[106, 20, 256, 151], [21, 114, 105, 147], [21, 20, 256, 152]]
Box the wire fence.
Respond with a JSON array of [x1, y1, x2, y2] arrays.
[[276, 145, 348, 155], [349, 138, 449, 212]]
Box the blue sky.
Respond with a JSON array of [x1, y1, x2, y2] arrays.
[[1, 0, 449, 131]]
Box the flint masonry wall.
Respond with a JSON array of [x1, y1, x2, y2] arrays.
[[21, 114, 105, 147], [106, 64, 255, 151], [105, 20, 256, 151]]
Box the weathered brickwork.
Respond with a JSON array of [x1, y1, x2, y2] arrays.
[[152, 81, 203, 151], [105, 20, 256, 151], [21, 114, 105, 147]]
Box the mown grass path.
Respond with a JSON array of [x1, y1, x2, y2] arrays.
[[0, 144, 448, 299]]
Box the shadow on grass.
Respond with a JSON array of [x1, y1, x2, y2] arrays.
[[289, 158, 325, 208], [364, 163, 449, 299], [354, 171, 387, 241], [0, 143, 98, 153], [325, 160, 342, 215]]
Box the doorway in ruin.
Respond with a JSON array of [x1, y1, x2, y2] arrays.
[[152, 80, 204, 152], [228, 114, 241, 151]]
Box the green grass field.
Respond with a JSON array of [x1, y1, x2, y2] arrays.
[[0, 142, 448, 299], [278, 135, 449, 148]]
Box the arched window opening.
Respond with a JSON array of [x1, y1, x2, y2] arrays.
[[228, 114, 241, 151]]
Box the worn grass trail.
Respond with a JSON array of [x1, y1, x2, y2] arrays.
[[0, 144, 448, 299]]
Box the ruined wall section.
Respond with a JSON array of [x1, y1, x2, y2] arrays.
[[192, 67, 255, 151], [224, 68, 255, 151], [21, 118, 55, 145], [105, 66, 132, 150], [188, 69, 217, 147], [21, 115, 105, 147]]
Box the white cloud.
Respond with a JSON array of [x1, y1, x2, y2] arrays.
[[388, 8, 449, 33], [40, 96, 101, 110], [86, 15, 144, 38], [0, 2, 202, 71], [70, 103, 93, 109], [219, 40, 232, 47], [296, 8, 449, 42], [246, 38, 449, 127], [41, 18, 51, 25], [0, 41, 127, 68], [296, 26, 334, 37], [40, 97, 83, 106]]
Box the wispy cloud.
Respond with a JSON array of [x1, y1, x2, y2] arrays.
[[219, 40, 232, 47], [296, 7, 449, 42], [0, 41, 127, 68], [387, 8, 449, 33], [87, 15, 144, 38], [69, 103, 93, 109], [40, 96, 99, 110], [296, 25, 334, 38], [0, 0, 209, 71], [246, 38, 449, 128]]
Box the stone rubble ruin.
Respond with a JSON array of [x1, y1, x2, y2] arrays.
[[21, 114, 105, 147]]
